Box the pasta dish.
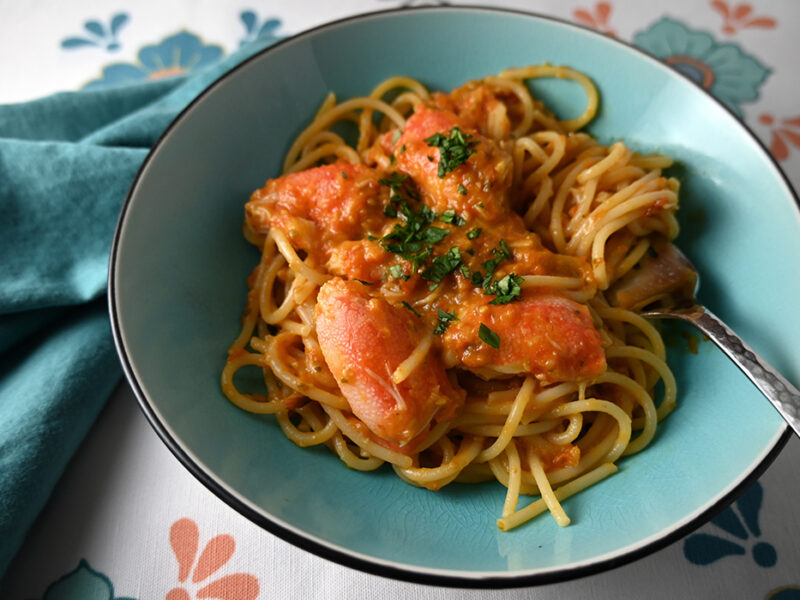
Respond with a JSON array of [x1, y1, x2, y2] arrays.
[[222, 65, 682, 531]]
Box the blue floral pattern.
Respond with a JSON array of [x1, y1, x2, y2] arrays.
[[61, 14, 129, 51], [683, 482, 777, 567], [239, 11, 284, 46], [84, 31, 223, 89], [41, 6, 795, 599], [633, 17, 770, 117], [38, 560, 135, 600]]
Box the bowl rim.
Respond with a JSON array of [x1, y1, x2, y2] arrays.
[[108, 4, 797, 588]]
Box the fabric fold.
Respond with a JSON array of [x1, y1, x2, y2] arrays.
[[0, 35, 280, 579]]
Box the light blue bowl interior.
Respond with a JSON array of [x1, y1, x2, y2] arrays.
[[114, 8, 800, 580]]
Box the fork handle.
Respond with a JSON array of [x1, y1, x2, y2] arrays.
[[688, 308, 800, 438]]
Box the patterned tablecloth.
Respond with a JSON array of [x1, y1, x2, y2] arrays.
[[2, 1, 799, 598]]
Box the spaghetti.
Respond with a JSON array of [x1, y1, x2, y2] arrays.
[[222, 65, 681, 531]]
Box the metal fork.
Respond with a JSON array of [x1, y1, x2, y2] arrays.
[[638, 244, 800, 438]]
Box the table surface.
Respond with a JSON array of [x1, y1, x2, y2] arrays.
[[2, 1, 799, 598]]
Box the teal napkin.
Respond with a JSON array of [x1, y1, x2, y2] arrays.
[[0, 38, 277, 578]]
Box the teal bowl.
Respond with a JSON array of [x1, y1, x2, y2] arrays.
[[109, 6, 800, 587]]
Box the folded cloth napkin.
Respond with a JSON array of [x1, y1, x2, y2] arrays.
[[0, 37, 279, 578]]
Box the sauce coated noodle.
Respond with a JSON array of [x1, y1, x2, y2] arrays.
[[222, 65, 680, 531]]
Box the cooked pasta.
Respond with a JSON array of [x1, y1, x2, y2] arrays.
[[221, 64, 682, 531]]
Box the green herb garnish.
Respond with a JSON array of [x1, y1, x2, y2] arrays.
[[440, 210, 466, 226], [341, 171, 348, 179], [479, 323, 500, 349], [471, 271, 485, 286], [387, 265, 409, 280], [434, 308, 458, 334], [378, 172, 408, 189], [421, 246, 462, 284], [354, 279, 372, 286], [467, 227, 482, 240], [457, 183, 467, 195], [483, 239, 513, 274], [420, 226, 450, 244], [379, 177, 440, 270], [424, 127, 479, 178], [486, 273, 524, 304], [402, 301, 421, 318]]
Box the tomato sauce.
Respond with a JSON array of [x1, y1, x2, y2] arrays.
[[245, 89, 608, 447]]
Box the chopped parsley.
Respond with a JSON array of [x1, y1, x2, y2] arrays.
[[387, 264, 409, 280], [440, 210, 466, 226], [420, 226, 450, 244], [482, 239, 513, 274], [434, 308, 458, 334], [479, 323, 501, 349], [459, 263, 470, 278], [378, 174, 442, 270], [424, 127, 479, 178], [466, 227, 482, 240], [378, 172, 408, 189], [341, 171, 348, 179], [376, 172, 469, 281], [392, 129, 403, 144], [400, 144, 407, 154], [421, 246, 462, 286], [458, 183, 468, 195], [381, 240, 431, 271], [482, 257, 502, 274], [486, 273, 523, 304], [402, 301, 421, 318]]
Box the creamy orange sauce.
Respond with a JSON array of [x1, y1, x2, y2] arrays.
[[245, 83, 609, 452]]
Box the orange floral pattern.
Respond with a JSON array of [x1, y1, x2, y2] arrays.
[[710, 1, 777, 34], [759, 114, 800, 161], [573, 2, 616, 36], [167, 519, 259, 600]]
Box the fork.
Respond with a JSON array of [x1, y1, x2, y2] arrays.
[[625, 242, 800, 438]]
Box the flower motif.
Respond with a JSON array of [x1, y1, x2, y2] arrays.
[[166, 518, 259, 600], [84, 32, 223, 89], [758, 113, 800, 161], [710, 1, 777, 35], [61, 13, 129, 52], [38, 559, 135, 600], [573, 2, 616, 37], [633, 17, 770, 117], [683, 481, 777, 567], [239, 11, 285, 47]]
